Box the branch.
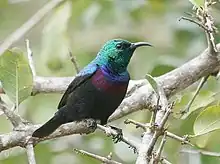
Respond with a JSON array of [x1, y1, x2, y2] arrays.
[[180, 75, 209, 115], [0, 97, 24, 128], [0, 44, 219, 152], [166, 132, 193, 146], [26, 144, 36, 164], [68, 51, 80, 73], [0, 119, 96, 152], [109, 44, 220, 122], [102, 152, 113, 164], [136, 83, 171, 164], [0, 0, 65, 56], [179, 16, 210, 32], [161, 158, 172, 164], [180, 148, 220, 157], [97, 124, 139, 153], [153, 132, 167, 164], [73, 149, 122, 164], [124, 119, 193, 146], [204, 1, 218, 54]]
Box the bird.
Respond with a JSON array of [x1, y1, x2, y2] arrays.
[[32, 39, 152, 138]]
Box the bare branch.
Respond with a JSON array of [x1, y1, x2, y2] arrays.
[[0, 119, 96, 152], [73, 148, 122, 164], [179, 16, 210, 32], [68, 51, 80, 73], [153, 132, 167, 164], [124, 119, 148, 131], [97, 124, 139, 152], [166, 132, 193, 146], [180, 75, 209, 115], [0, 0, 65, 56], [125, 119, 193, 146], [136, 86, 171, 164], [26, 40, 36, 77], [161, 158, 172, 164], [102, 152, 113, 164], [26, 144, 36, 164], [180, 148, 220, 157], [109, 44, 220, 122], [0, 44, 219, 154], [0, 97, 24, 128], [204, 1, 218, 54], [150, 96, 159, 127]]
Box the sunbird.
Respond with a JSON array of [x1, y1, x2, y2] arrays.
[[32, 39, 152, 138]]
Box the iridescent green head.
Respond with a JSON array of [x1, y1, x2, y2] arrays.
[[95, 39, 152, 74]]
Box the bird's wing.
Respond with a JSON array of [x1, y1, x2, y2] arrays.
[[57, 64, 98, 109]]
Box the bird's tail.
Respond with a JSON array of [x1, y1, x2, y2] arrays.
[[32, 114, 64, 138]]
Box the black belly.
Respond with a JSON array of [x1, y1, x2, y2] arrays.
[[63, 78, 128, 125]]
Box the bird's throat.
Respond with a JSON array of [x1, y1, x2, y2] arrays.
[[91, 68, 129, 93], [101, 65, 129, 82]]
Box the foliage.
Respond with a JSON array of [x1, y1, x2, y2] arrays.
[[0, 48, 33, 105], [0, 0, 220, 164]]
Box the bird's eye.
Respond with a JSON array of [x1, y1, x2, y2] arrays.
[[116, 43, 122, 49]]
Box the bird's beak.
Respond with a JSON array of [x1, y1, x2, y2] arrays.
[[131, 42, 153, 49]]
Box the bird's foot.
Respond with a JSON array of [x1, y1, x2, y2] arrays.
[[107, 125, 123, 143], [129, 145, 138, 154]]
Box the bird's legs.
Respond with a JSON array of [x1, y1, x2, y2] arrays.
[[108, 125, 123, 143], [97, 124, 123, 143]]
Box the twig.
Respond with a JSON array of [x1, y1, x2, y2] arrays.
[[0, 44, 219, 153], [0, 97, 24, 128], [161, 158, 172, 164], [69, 51, 80, 73], [150, 96, 159, 128], [110, 43, 220, 122], [166, 132, 193, 146], [0, 0, 65, 56], [180, 148, 220, 157], [180, 75, 209, 115], [26, 144, 36, 164], [102, 152, 113, 164], [124, 119, 148, 131], [97, 124, 139, 153], [153, 132, 167, 164], [158, 106, 172, 129], [179, 16, 210, 32], [73, 148, 121, 164], [135, 86, 171, 164], [26, 40, 36, 77], [146, 104, 172, 159], [204, 1, 218, 54], [125, 118, 193, 147]]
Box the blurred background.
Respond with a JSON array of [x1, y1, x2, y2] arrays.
[[0, 0, 220, 164]]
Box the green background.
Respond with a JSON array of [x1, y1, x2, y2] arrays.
[[0, 0, 220, 164]]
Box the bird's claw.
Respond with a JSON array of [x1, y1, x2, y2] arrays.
[[129, 145, 137, 154], [109, 125, 123, 143]]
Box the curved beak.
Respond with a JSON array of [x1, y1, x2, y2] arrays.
[[131, 42, 153, 49]]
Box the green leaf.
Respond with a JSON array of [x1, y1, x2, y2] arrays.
[[189, 0, 205, 8], [145, 74, 159, 96], [193, 105, 220, 137], [0, 48, 33, 104], [173, 91, 215, 119]]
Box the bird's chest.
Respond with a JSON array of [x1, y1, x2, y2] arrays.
[[91, 69, 128, 95]]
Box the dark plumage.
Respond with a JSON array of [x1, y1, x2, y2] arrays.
[[32, 39, 152, 138]]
